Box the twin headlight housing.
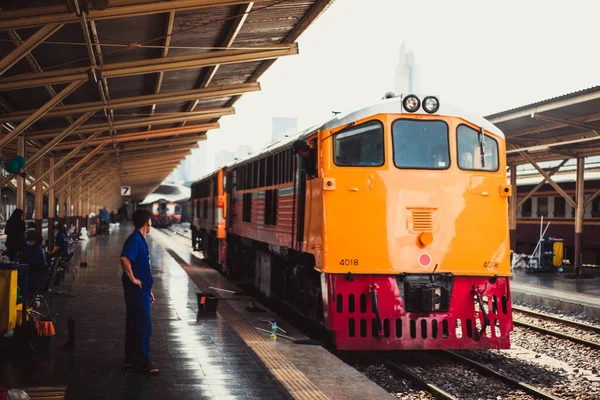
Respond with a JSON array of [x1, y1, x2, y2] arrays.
[[402, 95, 440, 114]]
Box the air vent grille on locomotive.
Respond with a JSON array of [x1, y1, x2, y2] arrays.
[[411, 209, 434, 231]]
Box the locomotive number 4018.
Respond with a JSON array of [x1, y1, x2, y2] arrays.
[[340, 259, 359, 266], [484, 261, 499, 268]]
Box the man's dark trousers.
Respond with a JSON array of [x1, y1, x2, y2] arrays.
[[123, 279, 152, 365]]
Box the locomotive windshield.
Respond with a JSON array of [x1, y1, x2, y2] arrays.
[[392, 120, 449, 169], [333, 120, 384, 166], [456, 124, 499, 171]]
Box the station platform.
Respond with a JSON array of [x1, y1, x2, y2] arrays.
[[511, 269, 600, 317], [0, 224, 392, 400]]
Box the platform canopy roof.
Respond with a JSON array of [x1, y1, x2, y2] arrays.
[[486, 86, 600, 166], [0, 0, 334, 204]]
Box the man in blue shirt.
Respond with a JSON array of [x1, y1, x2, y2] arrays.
[[120, 209, 158, 373]]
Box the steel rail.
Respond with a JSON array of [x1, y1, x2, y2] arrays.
[[512, 305, 600, 335], [442, 351, 563, 400], [367, 353, 458, 400], [513, 320, 600, 350]]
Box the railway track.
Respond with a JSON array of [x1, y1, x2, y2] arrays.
[[157, 226, 193, 248], [368, 353, 457, 400], [512, 305, 600, 334], [441, 351, 562, 400], [361, 350, 563, 400], [512, 306, 600, 350]]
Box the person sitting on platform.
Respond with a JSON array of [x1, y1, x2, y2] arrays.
[[54, 224, 69, 259], [5, 208, 25, 261], [23, 225, 48, 295]]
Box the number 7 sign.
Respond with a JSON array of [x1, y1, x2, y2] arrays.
[[121, 186, 131, 196]]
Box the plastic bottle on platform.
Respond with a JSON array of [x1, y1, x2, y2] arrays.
[[270, 320, 277, 341]]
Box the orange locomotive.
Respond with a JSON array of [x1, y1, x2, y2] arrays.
[[191, 94, 514, 350]]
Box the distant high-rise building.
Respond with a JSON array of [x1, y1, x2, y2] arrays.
[[271, 117, 298, 143], [394, 40, 421, 95]]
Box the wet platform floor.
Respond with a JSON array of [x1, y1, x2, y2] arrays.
[[510, 269, 600, 316], [0, 224, 292, 400]]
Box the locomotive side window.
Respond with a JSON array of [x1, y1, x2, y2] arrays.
[[456, 124, 499, 172], [392, 120, 449, 169], [333, 121, 384, 167]]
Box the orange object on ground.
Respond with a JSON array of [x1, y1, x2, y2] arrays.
[[35, 321, 56, 336]]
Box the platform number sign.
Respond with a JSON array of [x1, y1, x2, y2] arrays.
[[121, 186, 131, 196]]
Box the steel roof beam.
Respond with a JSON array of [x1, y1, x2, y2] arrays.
[[65, 142, 199, 160], [182, 2, 253, 121], [0, 0, 272, 31], [0, 80, 84, 148], [6, 29, 75, 127], [121, 155, 189, 167], [27, 112, 225, 140], [120, 147, 195, 161], [507, 133, 600, 154], [505, 112, 600, 138], [532, 113, 600, 133], [123, 166, 182, 177], [225, 0, 332, 109], [518, 150, 577, 209], [487, 89, 600, 124], [148, 10, 175, 131], [123, 154, 187, 166], [26, 130, 105, 191], [119, 136, 203, 151], [26, 112, 95, 165], [66, 162, 117, 198], [0, 83, 258, 123], [50, 125, 211, 150], [517, 159, 569, 207], [0, 44, 298, 91], [120, 156, 191, 167], [0, 23, 64, 75], [57, 155, 112, 195], [42, 143, 107, 193]]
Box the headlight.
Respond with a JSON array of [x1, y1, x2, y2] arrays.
[[402, 95, 420, 112], [422, 96, 440, 113]]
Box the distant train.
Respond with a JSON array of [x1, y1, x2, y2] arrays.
[[515, 177, 600, 265], [137, 199, 181, 227], [190, 94, 514, 351]]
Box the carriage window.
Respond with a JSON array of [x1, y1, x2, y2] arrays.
[[457, 124, 499, 172], [521, 198, 532, 217], [392, 120, 449, 169], [555, 196, 566, 218], [537, 197, 548, 217], [333, 121, 384, 167]]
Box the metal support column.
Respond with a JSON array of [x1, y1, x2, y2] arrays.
[[57, 167, 65, 227], [509, 165, 517, 252], [34, 158, 43, 235], [16, 136, 25, 212], [48, 157, 55, 251], [574, 157, 585, 277], [85, 196, 90, 230], [66, 174, 72, 230]]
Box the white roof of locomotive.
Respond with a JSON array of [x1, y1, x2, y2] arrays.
[[321, 96, 505, 138], [225, 95, 505, 169]]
